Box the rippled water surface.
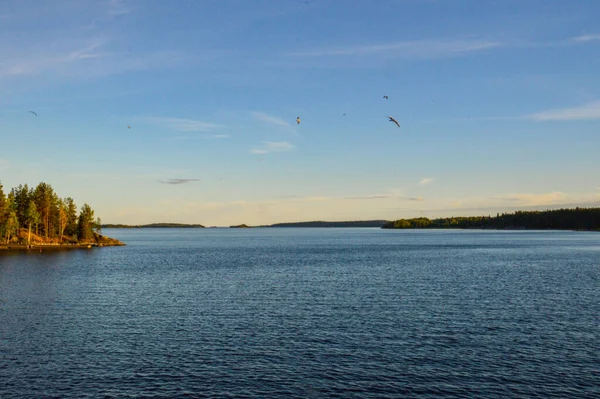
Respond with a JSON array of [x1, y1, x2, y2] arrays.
[[1, 228, 599, 398]]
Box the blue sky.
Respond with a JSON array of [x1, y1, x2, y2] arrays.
[[1, 0, 599, 225]]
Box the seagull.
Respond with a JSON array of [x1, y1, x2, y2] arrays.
[[387, 116, 400, 128], [296, 116, 301, 125], [383, 95, 389, 100], [29, 111, 38, 116]]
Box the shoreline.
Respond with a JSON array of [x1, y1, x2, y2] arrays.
[[0, 242, 126, 251]]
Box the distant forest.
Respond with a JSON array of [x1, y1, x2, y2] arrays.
[[267, 220, 388, 228], [0, 181, 101, 244], [382, 208, 600, 231], [102, 223, 205, 228]]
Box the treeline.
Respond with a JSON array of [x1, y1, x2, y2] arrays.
[[382, 208, 600, 231], [0, 181, 101, 244], [268, 220, 387, 228], [102, 223, 205, 228]]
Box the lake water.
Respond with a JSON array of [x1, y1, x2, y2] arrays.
[[1, 228, 599, 398]]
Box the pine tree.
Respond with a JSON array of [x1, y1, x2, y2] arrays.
[[0, 181, 6, 242], [25, 201, 41, 246], [64, 197, 78, 237], [77, 203, 96, 240], [4, 194, 19, 244]]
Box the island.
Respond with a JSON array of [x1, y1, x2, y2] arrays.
[[0, 181, 125, 250], [265, 220, 387, 228], [382, 207, 600, 231], [102, 223, 205, 228], [230, 224, 251, 228]]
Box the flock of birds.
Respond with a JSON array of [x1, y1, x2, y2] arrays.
[[27, 95, 402, 130], [294, 95, 400, 128]]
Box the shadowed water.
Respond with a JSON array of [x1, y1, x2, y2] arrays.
[[1, 228, 599, 398]]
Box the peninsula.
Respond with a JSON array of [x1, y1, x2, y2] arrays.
[[382, 207, 600, 231], [0, 181, 125, 250]]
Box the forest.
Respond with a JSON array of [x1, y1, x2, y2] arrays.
[[267, 220, 388, 228], [0, 181, 107, 246], [102, 223, 205, 228], [382, 208, 600, 231]]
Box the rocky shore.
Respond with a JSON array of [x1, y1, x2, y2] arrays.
[[0, 229, 125, 251]]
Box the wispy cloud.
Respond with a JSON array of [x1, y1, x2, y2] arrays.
[[572, 34, 600, 42], [345, 194, 423, 201], [345, 195, 391, 200], [0, 39, 107, 78], [250, 141, 295, 154], [419, 177, 434, 186], [107, 0, 133, 16], [289, 38, 502, 59], [141, 117, 224, 132], [492, 192, 566, 205], [251, 111, 291, 128], [528, 101, 600, 121], [158, 178, 200, 185], [250, 149, 269, 154]]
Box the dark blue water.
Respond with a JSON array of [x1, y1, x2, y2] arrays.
[[1, 228, 599, 398]]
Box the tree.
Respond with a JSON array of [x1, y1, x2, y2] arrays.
[[33, 182, 56, 238], [77, 203, 96, 240], [58, 199, 68, 241], [25, 201, 41, 246], [64, 197, 78, 237], [95, 217, 102, 235], [0, 181, 6, 242], [11, 184, 30, 228], [4, 194, 18, 244]]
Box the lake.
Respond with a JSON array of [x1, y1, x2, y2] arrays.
[[1, 228, 599, 398]]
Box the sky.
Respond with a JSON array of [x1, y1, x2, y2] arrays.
[[0, 0, 599, 226]]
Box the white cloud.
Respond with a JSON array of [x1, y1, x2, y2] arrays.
[[288, 38, 501, 59], [251, 141, 295, 154], [251, 111, 291, 128], [158, 178, 200, 185], [419, 178, 434, 186], [265, 141, 294, 151], [492, 192, 566, 206], [528, 101, 600, 121], [107, 0, 133, 16], [141, 117, 224, 132], [0, 39, 107, 78], [572, 34, 600, 42]]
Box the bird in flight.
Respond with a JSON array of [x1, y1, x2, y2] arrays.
[[387, 116, 400, 128], [296, 116, 301, 125], [383, 95, 389, 100], [127, 125, 131, 129], [29, 111, 38, 116]]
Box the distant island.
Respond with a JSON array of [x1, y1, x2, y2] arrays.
[[102, 223, 205, 228], [266, 220, 388, 228], [0, 181, 125, 250], [382, 208, 600, 231], [90, 208, 600, 234]]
